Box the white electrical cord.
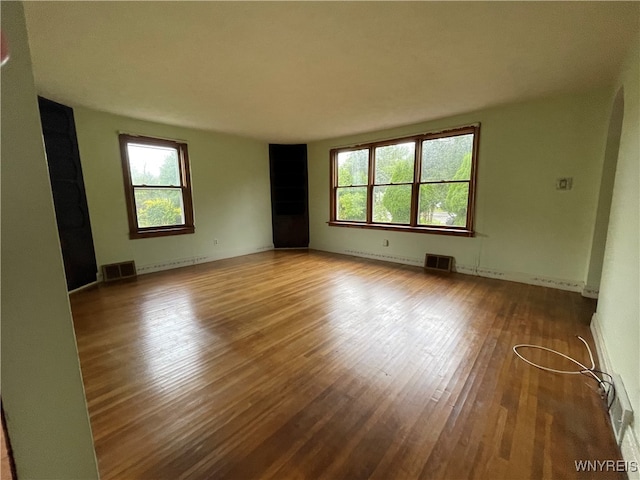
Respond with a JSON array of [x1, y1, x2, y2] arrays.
[[513, 336, 614, 408]]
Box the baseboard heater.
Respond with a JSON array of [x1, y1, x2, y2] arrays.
[[424, 253, 453, 273], [102, 260, 137, 282], [609, 373, 634, 445]]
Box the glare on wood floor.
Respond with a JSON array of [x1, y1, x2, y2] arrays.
[[70, 250, 623, 480]]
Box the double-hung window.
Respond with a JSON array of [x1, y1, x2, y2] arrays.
[[119, 134, 195, 239], [330, 125, 479, 236]]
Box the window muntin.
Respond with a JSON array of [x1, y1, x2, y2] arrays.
[[330, 125, 479, 236], [120, 134, 195, 239]]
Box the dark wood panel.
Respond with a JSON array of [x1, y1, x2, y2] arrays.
[[269, 144, 309, 248], [70, 251, 623, 480], [39, 96, 97, 290]]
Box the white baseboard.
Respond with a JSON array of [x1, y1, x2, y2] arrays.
[[622, 431, 640, 480], [68, 281, 99, 295], [458, 264, 584, 292], [582, 285, 600, 299], [591, 313, 640, 478], [100, 245, 274, 279], [335, 248, 584, 293], [343, 249, 424, 267]]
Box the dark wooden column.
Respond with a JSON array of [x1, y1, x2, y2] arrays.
[[269, 144, 309, 248]]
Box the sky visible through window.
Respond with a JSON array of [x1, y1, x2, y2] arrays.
[[128, 143, 180, 186]]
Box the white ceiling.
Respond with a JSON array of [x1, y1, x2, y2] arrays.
[[24, 1, 639, 143]]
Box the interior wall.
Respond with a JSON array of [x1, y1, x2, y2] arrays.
[[308, 89, 611, 290], [0, 2, 99, 478], [73, 107, 273, 275], [596, 35, 640, 453], [584, 89, 625, 296]]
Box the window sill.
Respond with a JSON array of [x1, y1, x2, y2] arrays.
[[327, 221, 474, 237], [130, 225, 195, 239]]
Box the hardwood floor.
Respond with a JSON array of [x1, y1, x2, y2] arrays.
[[70, 250, 623, 480]]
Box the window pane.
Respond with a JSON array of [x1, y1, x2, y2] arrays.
[[336, 187, 367, 221], [128, 143, 181, 186], [373, 185, 412, 224], [134, 188, 185, 228], [337, 149, 368, 186], [375, 142, 415, 184], [418, 183, 469, 227], [421, 134, 473, 182]]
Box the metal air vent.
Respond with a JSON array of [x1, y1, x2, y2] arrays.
[[102, 260, 137, 282], [424, 254, 453, 273]]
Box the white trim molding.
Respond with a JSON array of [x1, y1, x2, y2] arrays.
[[336, 248, 585, 293], [591, 313, 640, 479], [582, 285, 600, 299], [343, 249, 424, 267], [100, 245, 274, 279], [462, 265, 584, 292], [68, 281, 99, 295]]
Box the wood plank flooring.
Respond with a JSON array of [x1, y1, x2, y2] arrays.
[[70, 250, 623, 479]]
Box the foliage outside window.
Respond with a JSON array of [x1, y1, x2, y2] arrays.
[[330, 125, 479, 236], [119, 134, 195, 239]]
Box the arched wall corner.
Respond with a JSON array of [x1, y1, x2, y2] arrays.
[[583, 86, 625, 298]]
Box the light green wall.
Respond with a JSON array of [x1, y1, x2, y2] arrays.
[[597, 36, 640, 447], [0, 2, 99, 478], [73, 108, 273, 274], [585, 88, 625, 296], [308, 89, 611, 290]]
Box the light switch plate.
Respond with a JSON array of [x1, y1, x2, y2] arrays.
[[556, 177, 573, 190]]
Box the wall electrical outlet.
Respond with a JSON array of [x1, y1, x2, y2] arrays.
[[382, 239, 389, 247], [213, 238, 219, 245], [556, 177, 573, 190]]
